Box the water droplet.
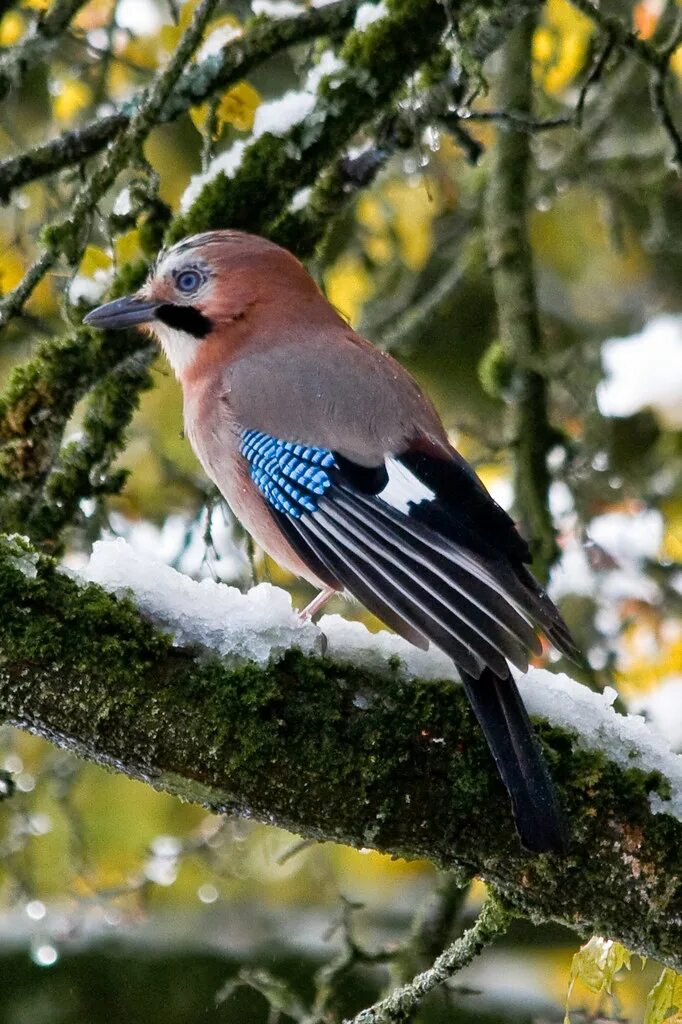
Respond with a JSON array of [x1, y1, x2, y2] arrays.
[[31, 943, 58, 967], [197, 883, 219, 904], [26, 900, 46, 922]]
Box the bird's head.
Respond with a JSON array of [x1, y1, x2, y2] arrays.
[[83, 230, 328, 378]]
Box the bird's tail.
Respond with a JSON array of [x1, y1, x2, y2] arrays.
[[459, 667, 568, 855]]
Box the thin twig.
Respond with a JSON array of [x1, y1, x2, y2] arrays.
[[568, 0, 671, 68], [650, 66, 682, 173], [575, 36, 616, 126], [0, 0, 220, 328], [346, 894, 510, 1024], [568, 0, 681, 172], [0, 0, 359, 202], [0, 0, 89, 99]]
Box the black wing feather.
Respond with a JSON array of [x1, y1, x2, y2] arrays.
[[267, 444, 574, 854]]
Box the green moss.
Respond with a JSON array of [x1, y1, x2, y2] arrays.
[[168, 0, 446, 245], [1, 533, 681, 968]]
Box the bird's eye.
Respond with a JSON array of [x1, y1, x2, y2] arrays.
[[175, 268, 203, 294]]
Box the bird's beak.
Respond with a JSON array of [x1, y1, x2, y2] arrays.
[[83, 295, 160, 330]]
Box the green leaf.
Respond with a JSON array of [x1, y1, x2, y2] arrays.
[[645, 969, 682, 1024], [565, 937, 632, 1024]]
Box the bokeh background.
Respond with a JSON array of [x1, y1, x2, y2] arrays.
[[0, 0, 680, 1020]]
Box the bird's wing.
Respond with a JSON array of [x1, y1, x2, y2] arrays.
[[239, 429, 578, 676], [226, 330, 450, 468]]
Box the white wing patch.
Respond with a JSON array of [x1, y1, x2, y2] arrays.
[[379, 457, 436, 514]]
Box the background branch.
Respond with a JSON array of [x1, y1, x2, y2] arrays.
[[0, 0, 359, 202], [483, 14, 559, 581], [1, 0, 541, 550], [348, 894, 510, 1024], [0, 0, 89, 100]]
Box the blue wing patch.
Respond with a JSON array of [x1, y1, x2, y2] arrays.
[[240, 429, 336, 518]]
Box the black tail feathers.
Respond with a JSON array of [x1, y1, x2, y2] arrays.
[[460, 667, 568, 855]]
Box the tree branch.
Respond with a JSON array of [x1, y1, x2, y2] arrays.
[[483, 14, 559, 582], [0, 0, 461, 541], [0, 0, 89, 100], [0, 0, 360, 202], [1, 534, 680, 971], [347, 894, 510, 1024], [567, 0, 682, 174], [0, 0, 221, 328]]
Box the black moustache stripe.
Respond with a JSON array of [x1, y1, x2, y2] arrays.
[[156, 303, 213, 338]]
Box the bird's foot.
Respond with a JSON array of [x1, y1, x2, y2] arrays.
[[298, 585, 336, 623]]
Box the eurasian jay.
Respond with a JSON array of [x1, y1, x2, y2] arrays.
[[85, 230, 578, 855]]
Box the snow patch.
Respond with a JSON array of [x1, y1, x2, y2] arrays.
[[304, 50, 344, 93], [354, 1, 388, 30], [289, 186, 312, 212], [82, 538, 320, 665], [320, 613, 456, 681], [76, 538, 682, 822], [180, 141, 247, 212], [518, 670, 682, 819], [197, 22, 242, 61], [630, 676, 682, 752], [180, 48, 343, 212], [252, 0, 303, 15], [252, 91, 316, 138], [69, 268, 113, 305], [116, 0, 163, 34], [549, 509, 663, 605], [597, 315, 682, 428]]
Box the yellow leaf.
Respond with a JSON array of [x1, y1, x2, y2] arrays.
[[533, 0, 593, 97], [0, 247, 25, 295], [122, 36, 160, 71], [662, 498, 682, 562], [80, 245, 112, 277], [532, 27, 555, 65], [160, 0, 200, 51], [74, 0, 116, 32], [364, 235, 392, 264], [357, 194, 388, 234], [53, 78, 92, 122], [216, 81, 260, 133], [189, 102, 209, 134], [645, 969, 682, 1024], [671, 44, 682, 78], [114, 229, 142, 265], [324, 254, 373, 326], [22, 0, 49, 9], [384, 178, 438, 271], [565, 938, 632, 1024], [0, 11, 25, 45]]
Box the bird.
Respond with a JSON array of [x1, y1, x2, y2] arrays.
[[84, 229, 579, 855]]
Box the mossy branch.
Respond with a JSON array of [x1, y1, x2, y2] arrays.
[[0, 0, 221, 329], [348, 894, 510, 1024], [0, 0, 451, 542], [483, 14, 559, 583], [1, 533, 681, 971], [0, 0, 89, 101], [0, 0, 360, 202]]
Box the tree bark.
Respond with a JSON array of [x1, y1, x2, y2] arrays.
[[1, 534, 680, 970]]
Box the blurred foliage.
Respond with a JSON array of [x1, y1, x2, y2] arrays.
[[0, 0, 680, 1020]]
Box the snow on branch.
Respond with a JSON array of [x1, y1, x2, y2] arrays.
[[1, 532, 681, 971], [84, 538, 682, 823]]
